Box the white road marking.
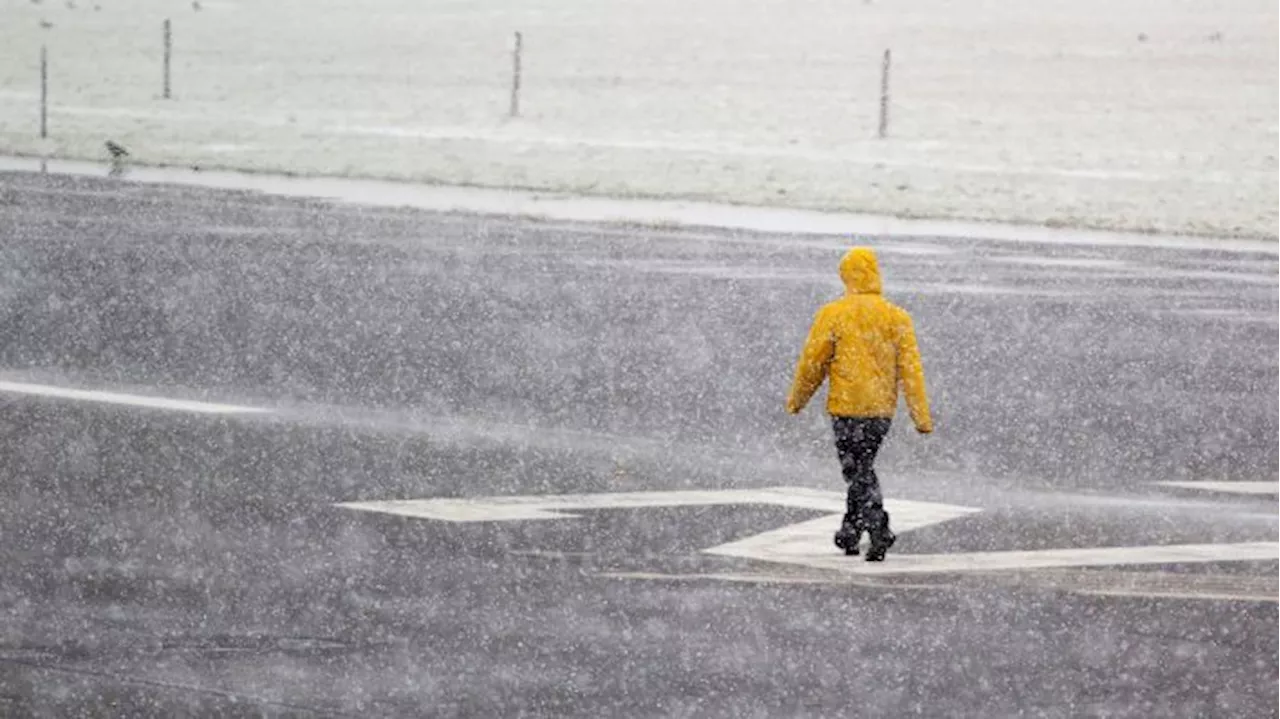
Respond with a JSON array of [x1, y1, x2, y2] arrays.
[[1155, 481, 1279, 496], [340, 487, 1277, 576], [596, 569, 1279, 602], [0, 380, 270, 415], [337, 486, 977, 528], [707, 539, 1280, 575]]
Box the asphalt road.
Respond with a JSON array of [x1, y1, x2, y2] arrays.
[[0, 170, 1276, 717]]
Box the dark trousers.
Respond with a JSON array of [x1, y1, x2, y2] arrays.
[[832, 416, 892, 535]]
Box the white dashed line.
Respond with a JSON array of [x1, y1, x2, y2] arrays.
[[0, 380, 270, 415]]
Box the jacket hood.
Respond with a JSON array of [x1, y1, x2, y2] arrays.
[[838, 247, 882, 295]]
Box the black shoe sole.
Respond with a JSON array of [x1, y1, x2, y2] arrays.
[[834, 530, 863, 557], [865, 533, 896, 562]]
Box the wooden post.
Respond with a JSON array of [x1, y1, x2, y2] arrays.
[[880, 47, 890, 138], [163, 18, 172, 99], [510, 31, 522, 118], [40, 46, 48, 139]]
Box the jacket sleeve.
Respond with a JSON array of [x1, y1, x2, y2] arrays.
[[896, 313, 933, 432], [785, 307, 835, 414]]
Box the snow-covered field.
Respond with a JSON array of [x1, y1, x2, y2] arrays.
[[1, 0, 1276, 238]]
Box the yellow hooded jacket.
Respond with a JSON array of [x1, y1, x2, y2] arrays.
[[785, 248, 933, 432]]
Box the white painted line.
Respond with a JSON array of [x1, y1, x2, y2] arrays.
[[336, 487, 980, 527], [699, 502, 985, 562], [595, 569, 1279, 602], [337, 487, 848, 522], [338, 487, 1277, 578], [1155, 481, 1279, 496], [707, 541, 1280, 576], [0, 380, 270, 415]]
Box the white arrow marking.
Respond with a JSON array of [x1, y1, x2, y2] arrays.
[[707, 537, 1280, 575], [1155, 481, 1278, 496], [336, 487, 979, 529], [0, 380, 269, 415], [339, 488, 1277, 575]]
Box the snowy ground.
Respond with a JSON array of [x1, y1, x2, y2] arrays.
[[1, 0, 1276, 238]]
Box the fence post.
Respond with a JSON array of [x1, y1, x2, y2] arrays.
[[40, 46, 48, 139], [510, 31, 522, 118], [163, 18, 172, 99], [878, 48, 891, 139]]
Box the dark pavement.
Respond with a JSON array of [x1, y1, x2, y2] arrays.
[[0, 170, 1276, 717]]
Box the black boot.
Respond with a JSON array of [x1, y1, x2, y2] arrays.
[[833, 519, 863, 556], [865, 512, 896, 562]]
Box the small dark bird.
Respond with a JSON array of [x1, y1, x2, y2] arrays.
[[39, 19, 53, 29], [105, 141, 129, 159]]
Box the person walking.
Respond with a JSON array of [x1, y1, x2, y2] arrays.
[[785, 247, 933, 561]]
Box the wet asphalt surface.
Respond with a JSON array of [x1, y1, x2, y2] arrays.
[[0, 171, 1276, 717]]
